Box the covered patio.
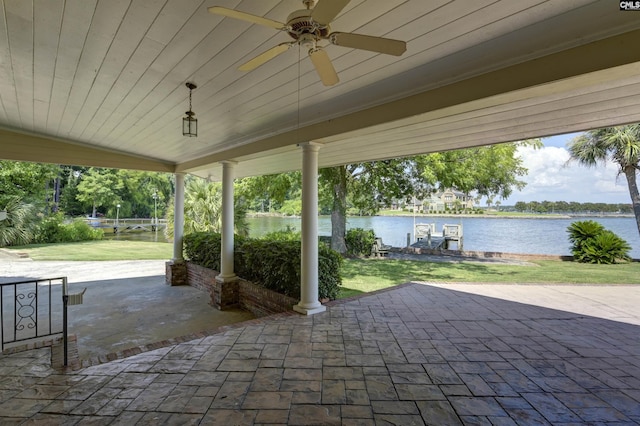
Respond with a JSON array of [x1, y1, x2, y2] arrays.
[[2, 2, 640, 421], [1, 282, 639, 424], [1, 1, 640, 309]]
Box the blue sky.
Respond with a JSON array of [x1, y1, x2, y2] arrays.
[[500, 132, 632, 205]]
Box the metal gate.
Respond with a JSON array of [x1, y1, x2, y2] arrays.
[[1, 276, 66, 353]]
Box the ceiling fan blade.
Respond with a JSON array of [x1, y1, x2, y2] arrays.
[[330, 32, 406, 56], [311, 0, 351, 26], [208, 6, 285, 30], [309, 48, 339, 86], [239, 43, 292, 71]]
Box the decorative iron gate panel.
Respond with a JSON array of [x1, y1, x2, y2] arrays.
[[1, 277, 66, 351]]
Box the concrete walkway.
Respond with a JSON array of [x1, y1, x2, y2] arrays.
[[1, 279, 640, 424], [0, 260, 255, 360]]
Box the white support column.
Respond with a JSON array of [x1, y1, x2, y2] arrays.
[[172, 172, 185, 262], [218, 161, 237, 282], [294, 142, 326, 315]]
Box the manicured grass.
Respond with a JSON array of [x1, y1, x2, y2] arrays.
[[339, 258, 640, 298], [5, 240, 639, 300], [6, 240, 173, 261]]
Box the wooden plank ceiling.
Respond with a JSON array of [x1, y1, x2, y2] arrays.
[[1, 0, 640, 180]]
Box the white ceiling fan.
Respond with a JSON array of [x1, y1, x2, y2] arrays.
[[209, 0, 407, 86]]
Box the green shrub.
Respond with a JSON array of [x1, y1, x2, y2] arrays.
[[345, 228, 375, 257], [35, 214, 65, 244], [184, 232, 342, 300], [581, 230, 631, 264], [238, 239, 302, 297], [263, 226, 300, 241], [567, 220, 630, 264], [278, 199, 302, 216], [319, 235, 332, 247], [184, 232, 247, 274], [66, 219, 103, 242], [35, 215, 103, 243], [318, 244, 343, 300]]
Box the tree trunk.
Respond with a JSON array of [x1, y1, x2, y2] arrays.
[[330, 165, 348, 254], [53, 176, 61, 213], [623, 165, 640, 237]]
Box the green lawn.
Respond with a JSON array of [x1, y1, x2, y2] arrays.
[[339, 258, 640, 298], [6, 240, 173, 261], [5, 240, 639, 300]]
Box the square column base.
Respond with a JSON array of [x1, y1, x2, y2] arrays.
[[215, 274, 237, 283], [215, 274, 239, 310], [166, 260, 187, 286], [293, 303, 326, 315]]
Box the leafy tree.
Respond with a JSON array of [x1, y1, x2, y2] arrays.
[[76, 168, 123, 217], [236, 172, 301, 213], [568, 125, 640, 237], [417, 141, 540, 200], [512, 200, 633, 214], [58, 166, 87, 215], [320, 160, 420, 253], [115, 170, 173, 218], [514, 201, 527, 212], [0, 160, 59, 207], [279, 197, 302, 216], [237, 142, 536, 254]]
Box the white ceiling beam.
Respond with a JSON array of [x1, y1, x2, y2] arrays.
[[0, 127, 175, 172]]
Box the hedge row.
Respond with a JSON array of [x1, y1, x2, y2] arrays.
[[184, 232, 342, 300]]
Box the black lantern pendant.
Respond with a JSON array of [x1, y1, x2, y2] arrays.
[[183, 82, 197, 137]]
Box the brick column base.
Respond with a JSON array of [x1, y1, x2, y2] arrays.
[[166, 260, 187, 286], [215, 275, 239, 310]]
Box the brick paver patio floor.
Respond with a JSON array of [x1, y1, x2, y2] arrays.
[[1, 282, 639, 424]]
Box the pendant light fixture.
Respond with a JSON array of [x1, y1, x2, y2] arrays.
[[182, 82, 197, 137]]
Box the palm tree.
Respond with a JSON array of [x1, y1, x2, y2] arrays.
[[567, 125, 640, 236], [0, 197, 37, 246], [165, 178, 249, 239]]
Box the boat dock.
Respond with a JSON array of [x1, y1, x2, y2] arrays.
[[411, 222, 463, 250], [85, 218, 167, 234]]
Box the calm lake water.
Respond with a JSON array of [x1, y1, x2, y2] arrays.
[[105, 215, 640, 259], [246, 215, 640, 258]]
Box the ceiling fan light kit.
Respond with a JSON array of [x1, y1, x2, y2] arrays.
[[208, 0, 407, 86]]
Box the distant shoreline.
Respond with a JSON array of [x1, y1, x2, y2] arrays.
[[247, 212, 635, 220], [376, 213, 636, 219]]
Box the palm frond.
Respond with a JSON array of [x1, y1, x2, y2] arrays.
[[0, 197, 37, 246]]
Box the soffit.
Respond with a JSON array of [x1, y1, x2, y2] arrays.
[[0, 0, 639, 178]]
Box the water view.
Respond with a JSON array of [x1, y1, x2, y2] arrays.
[[246, 215, 640, 259], [105, 215, 640, 259]]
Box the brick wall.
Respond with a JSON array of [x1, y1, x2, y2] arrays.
[[185, 262, 220, 307], [184, 262, 296, 316], [165, 261, 187, 286], [238, 280, 298, 317]]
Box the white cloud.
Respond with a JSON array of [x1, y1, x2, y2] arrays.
[[503, 145, 631, 204]]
